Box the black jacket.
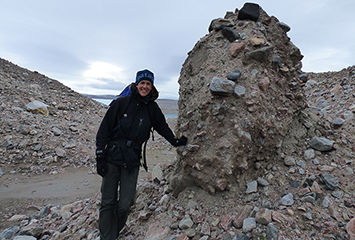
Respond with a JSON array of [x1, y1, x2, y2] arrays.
[[96, 83, 177, 168]]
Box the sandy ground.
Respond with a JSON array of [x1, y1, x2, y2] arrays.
[[0, 147, 176, 230]]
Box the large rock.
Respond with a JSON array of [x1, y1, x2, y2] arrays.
[[171, 5, 306, 194], [26, 100, 49, 116]]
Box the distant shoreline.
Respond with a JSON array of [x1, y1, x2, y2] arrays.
[[92, 98, 178, 118]]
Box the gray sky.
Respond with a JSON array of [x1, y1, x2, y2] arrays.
[[1, 1, 354, 99]]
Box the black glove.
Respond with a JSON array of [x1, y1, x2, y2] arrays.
[[96, 149, 107, 177], [174, 136, 187, 146]]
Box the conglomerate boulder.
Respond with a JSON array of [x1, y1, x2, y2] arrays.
[[171, 3, 307, 194]]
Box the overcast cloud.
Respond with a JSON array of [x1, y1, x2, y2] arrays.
[[1, 0, 354, 99]]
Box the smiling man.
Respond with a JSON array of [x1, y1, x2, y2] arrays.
[[95, 69, 187, 239]]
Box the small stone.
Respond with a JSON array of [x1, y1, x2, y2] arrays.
[[200, 222, 210, 235], [320, 173, 338, 190], [55, 148, 66, 157], [277, 22, 291, 32], [0, 168, 5, 177], [245, 46, 273, 62], [289, 180, 300, 188], [296, 160, 306, 168], [301, 192, 317, 205], [1, 139, 13, 148], [234, 85, 246, 98], [159, 194, 170, 205], [233, 205, 253, 228], [184, 228, 196, 238], [152, 164, 164, 181], [284, 156, 296, 166], [279, 193, 294, 206], [304, 149, 315, 160], [39, 206, 51, 218], [266, 223, 278, 240], [332, 118, 344, 129], [51, 126, 62, 136], [230, 42, 245, 57], [137, 210, 151, 221], [258, 77, 270, 92], [257, 177, 269, 187], [309, 137, 334, 151], [250, 37, 265, 46], [322, 196, 333, 208], [331, 190, 344, 199], [179, 218, 193, 230], [242, 218, 256, 233], [0, 226, 20, 239], [210, 77, 235, 96], [272, 57, 281, 68], [13, 236, 37, 240], [227, 70, 242, 81], [255, 208, 272, 225], [215, 178, 228, 191], [26, 100, 49, 116], [69, 125, 79, 132], [221, 27, 240, 42], [8, 214, 27, 222], [304, 212, 312, 220], [246, 180, 257, 194], [209, 18, 234, 31]]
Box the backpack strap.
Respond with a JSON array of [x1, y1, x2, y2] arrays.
[[140, 102, 158, 172]]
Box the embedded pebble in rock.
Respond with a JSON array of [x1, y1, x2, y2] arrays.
[[309, 137, 334, 151], [227, 69, 242, 82], [234, 85, 246, 97], [221, 27, 240, 42], [277, 22, 291, 32], [209, 77, 235, 96], [246, 180, 257, 194]]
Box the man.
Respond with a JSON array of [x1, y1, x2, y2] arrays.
[[95, 69, 187, 239]]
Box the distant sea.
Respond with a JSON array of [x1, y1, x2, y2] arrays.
[[93, 98, 113, 106], [93, 98, 177, 118]]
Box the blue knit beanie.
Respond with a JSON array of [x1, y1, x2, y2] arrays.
[[135, 69, 154, 85]]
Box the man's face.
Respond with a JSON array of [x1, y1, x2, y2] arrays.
[[137, 80, 152, 97]]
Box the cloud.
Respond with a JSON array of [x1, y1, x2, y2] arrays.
[[84, 62, 125, 82], [303, 47, 354, 72], [1, 1, 355, 99]]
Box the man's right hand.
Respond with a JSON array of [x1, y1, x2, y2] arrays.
[[96, 149, 107, 177]]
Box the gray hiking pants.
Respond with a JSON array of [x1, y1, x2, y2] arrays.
[[99, 163, 139, 240]]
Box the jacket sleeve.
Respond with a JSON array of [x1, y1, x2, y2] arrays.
[[150, 102, 177, 146], [95, 99, 120, 150]]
